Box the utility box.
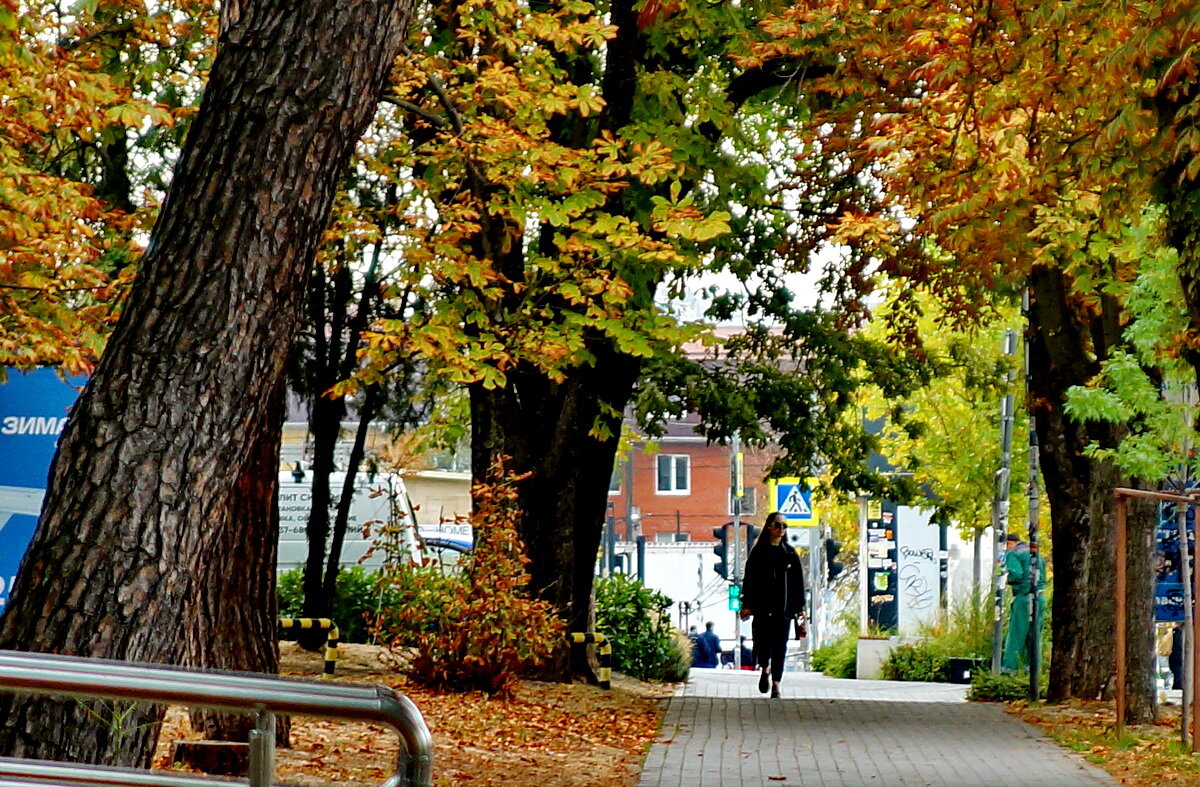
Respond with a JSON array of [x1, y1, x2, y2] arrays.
[[947, 657, 983, 684]]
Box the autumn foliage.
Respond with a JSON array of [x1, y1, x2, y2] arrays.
[[373, 457, 564, 696], [0, 0, 206, 373]]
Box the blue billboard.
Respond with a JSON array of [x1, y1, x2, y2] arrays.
[[0, 368, 85, 613], [1156, 500, 1196, 622]]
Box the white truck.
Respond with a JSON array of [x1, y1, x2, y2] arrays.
[[276, 470, 420, 572]]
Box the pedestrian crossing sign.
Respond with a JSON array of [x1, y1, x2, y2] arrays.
[[768, 477, 816, 524]]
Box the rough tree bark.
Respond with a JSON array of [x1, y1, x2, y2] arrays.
[[187, 381, 289, 742], [1028, 264, 1156, 721], [470, 343, 641, 674], [0, 0, 410, 764]]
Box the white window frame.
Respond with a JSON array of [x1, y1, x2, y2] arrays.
[[655, 454, 691, 495]]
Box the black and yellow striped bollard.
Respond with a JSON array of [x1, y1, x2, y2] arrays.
[[569, 632, 611, 689], [279, 617, 340, 677]]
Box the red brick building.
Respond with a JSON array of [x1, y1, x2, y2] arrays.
[[606, 414, 776, 543]]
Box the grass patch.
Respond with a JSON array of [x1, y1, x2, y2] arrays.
[[1012, 699, 1200, 785]]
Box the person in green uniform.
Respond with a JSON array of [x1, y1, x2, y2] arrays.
[[1002, 532, 1046, 672]]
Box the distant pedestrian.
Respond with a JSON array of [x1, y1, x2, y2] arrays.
[[740, 511, 806, 697], [693, 621, 721, 668], [1001, 532, 1046, 673]]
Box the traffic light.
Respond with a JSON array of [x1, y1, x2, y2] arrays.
[[713, 524, 731, 579], [745, 525, 760, 554], [825, 538, 844, 581], [727, 584, 741, 611]]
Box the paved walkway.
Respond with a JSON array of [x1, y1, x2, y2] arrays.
[[638, 668, 1116, 787]]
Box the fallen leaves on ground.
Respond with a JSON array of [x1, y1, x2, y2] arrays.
[[153, 643, 672, 786], [1010, 698, 1200, 785]]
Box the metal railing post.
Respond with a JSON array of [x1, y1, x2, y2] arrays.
[[248, 708, 276, 787], [1115, 494, 1127, 739]]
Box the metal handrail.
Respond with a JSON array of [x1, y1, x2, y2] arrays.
[[0, 757, 239, 786], [0, 650, 433, 787], [0, 651, 373, 700]]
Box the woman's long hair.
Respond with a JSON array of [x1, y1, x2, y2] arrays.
[[752, 511, 782, 551]]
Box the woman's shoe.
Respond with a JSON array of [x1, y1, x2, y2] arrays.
[[758, 669, 769, 694], [770, 684, 781, 699]]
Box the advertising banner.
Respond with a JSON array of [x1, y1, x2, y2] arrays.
[[0, 368, 84, 613], [863, 499, 898, 631], [1156, 500, 1196, 622], [895, 506, 942, 635]]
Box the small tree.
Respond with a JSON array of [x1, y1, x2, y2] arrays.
[[373, 457, 564, 696]]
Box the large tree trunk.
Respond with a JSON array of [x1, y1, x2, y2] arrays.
[[187, 381, 289, 742], [0, 0, 410, 764], [470, 342, 641, 678], [1028, 264, 1156, 721]]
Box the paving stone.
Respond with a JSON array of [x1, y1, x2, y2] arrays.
[[638, 668, 1115, 787]]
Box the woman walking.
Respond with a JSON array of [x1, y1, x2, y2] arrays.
[[739, 511, 807, 698]]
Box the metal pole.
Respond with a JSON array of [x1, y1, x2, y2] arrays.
[[1116, 493, 1127, 738], [812, 534, 823, 651], [1178, 504, 1193, 750], [624, 453, 635, 542], [1023, 292, 1041, 702], [605, 503, 616, 576], [732, 432, 742, 669], [1026, 434, 1041, 700], [248, 708, 276, 787], [992, 328, 1017, 674], [1192, 502, 1200, 752]]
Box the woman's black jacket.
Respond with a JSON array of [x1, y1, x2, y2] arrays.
[[741, 540, 806, 618]]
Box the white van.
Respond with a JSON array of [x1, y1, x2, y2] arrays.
[[276, 470, 420, 572], [417, 524, 473, 574]]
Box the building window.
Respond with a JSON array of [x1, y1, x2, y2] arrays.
[[608, 467, 621, 495], [655, 454, 690, 494], [655, 532, 690, 543]]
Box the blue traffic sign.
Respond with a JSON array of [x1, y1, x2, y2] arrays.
[[772, 478, 814, 523]]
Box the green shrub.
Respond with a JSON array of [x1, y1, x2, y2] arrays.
[[277, 565, 394, 645], [880, 642, 948, 681], [594, 574, 688, 683], [367, 562, 466, 645], [811, 629, 858, 678], [371, 459, 564, 696], [968, 671, 1042, 702], [879, 594, 1000, 682]]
